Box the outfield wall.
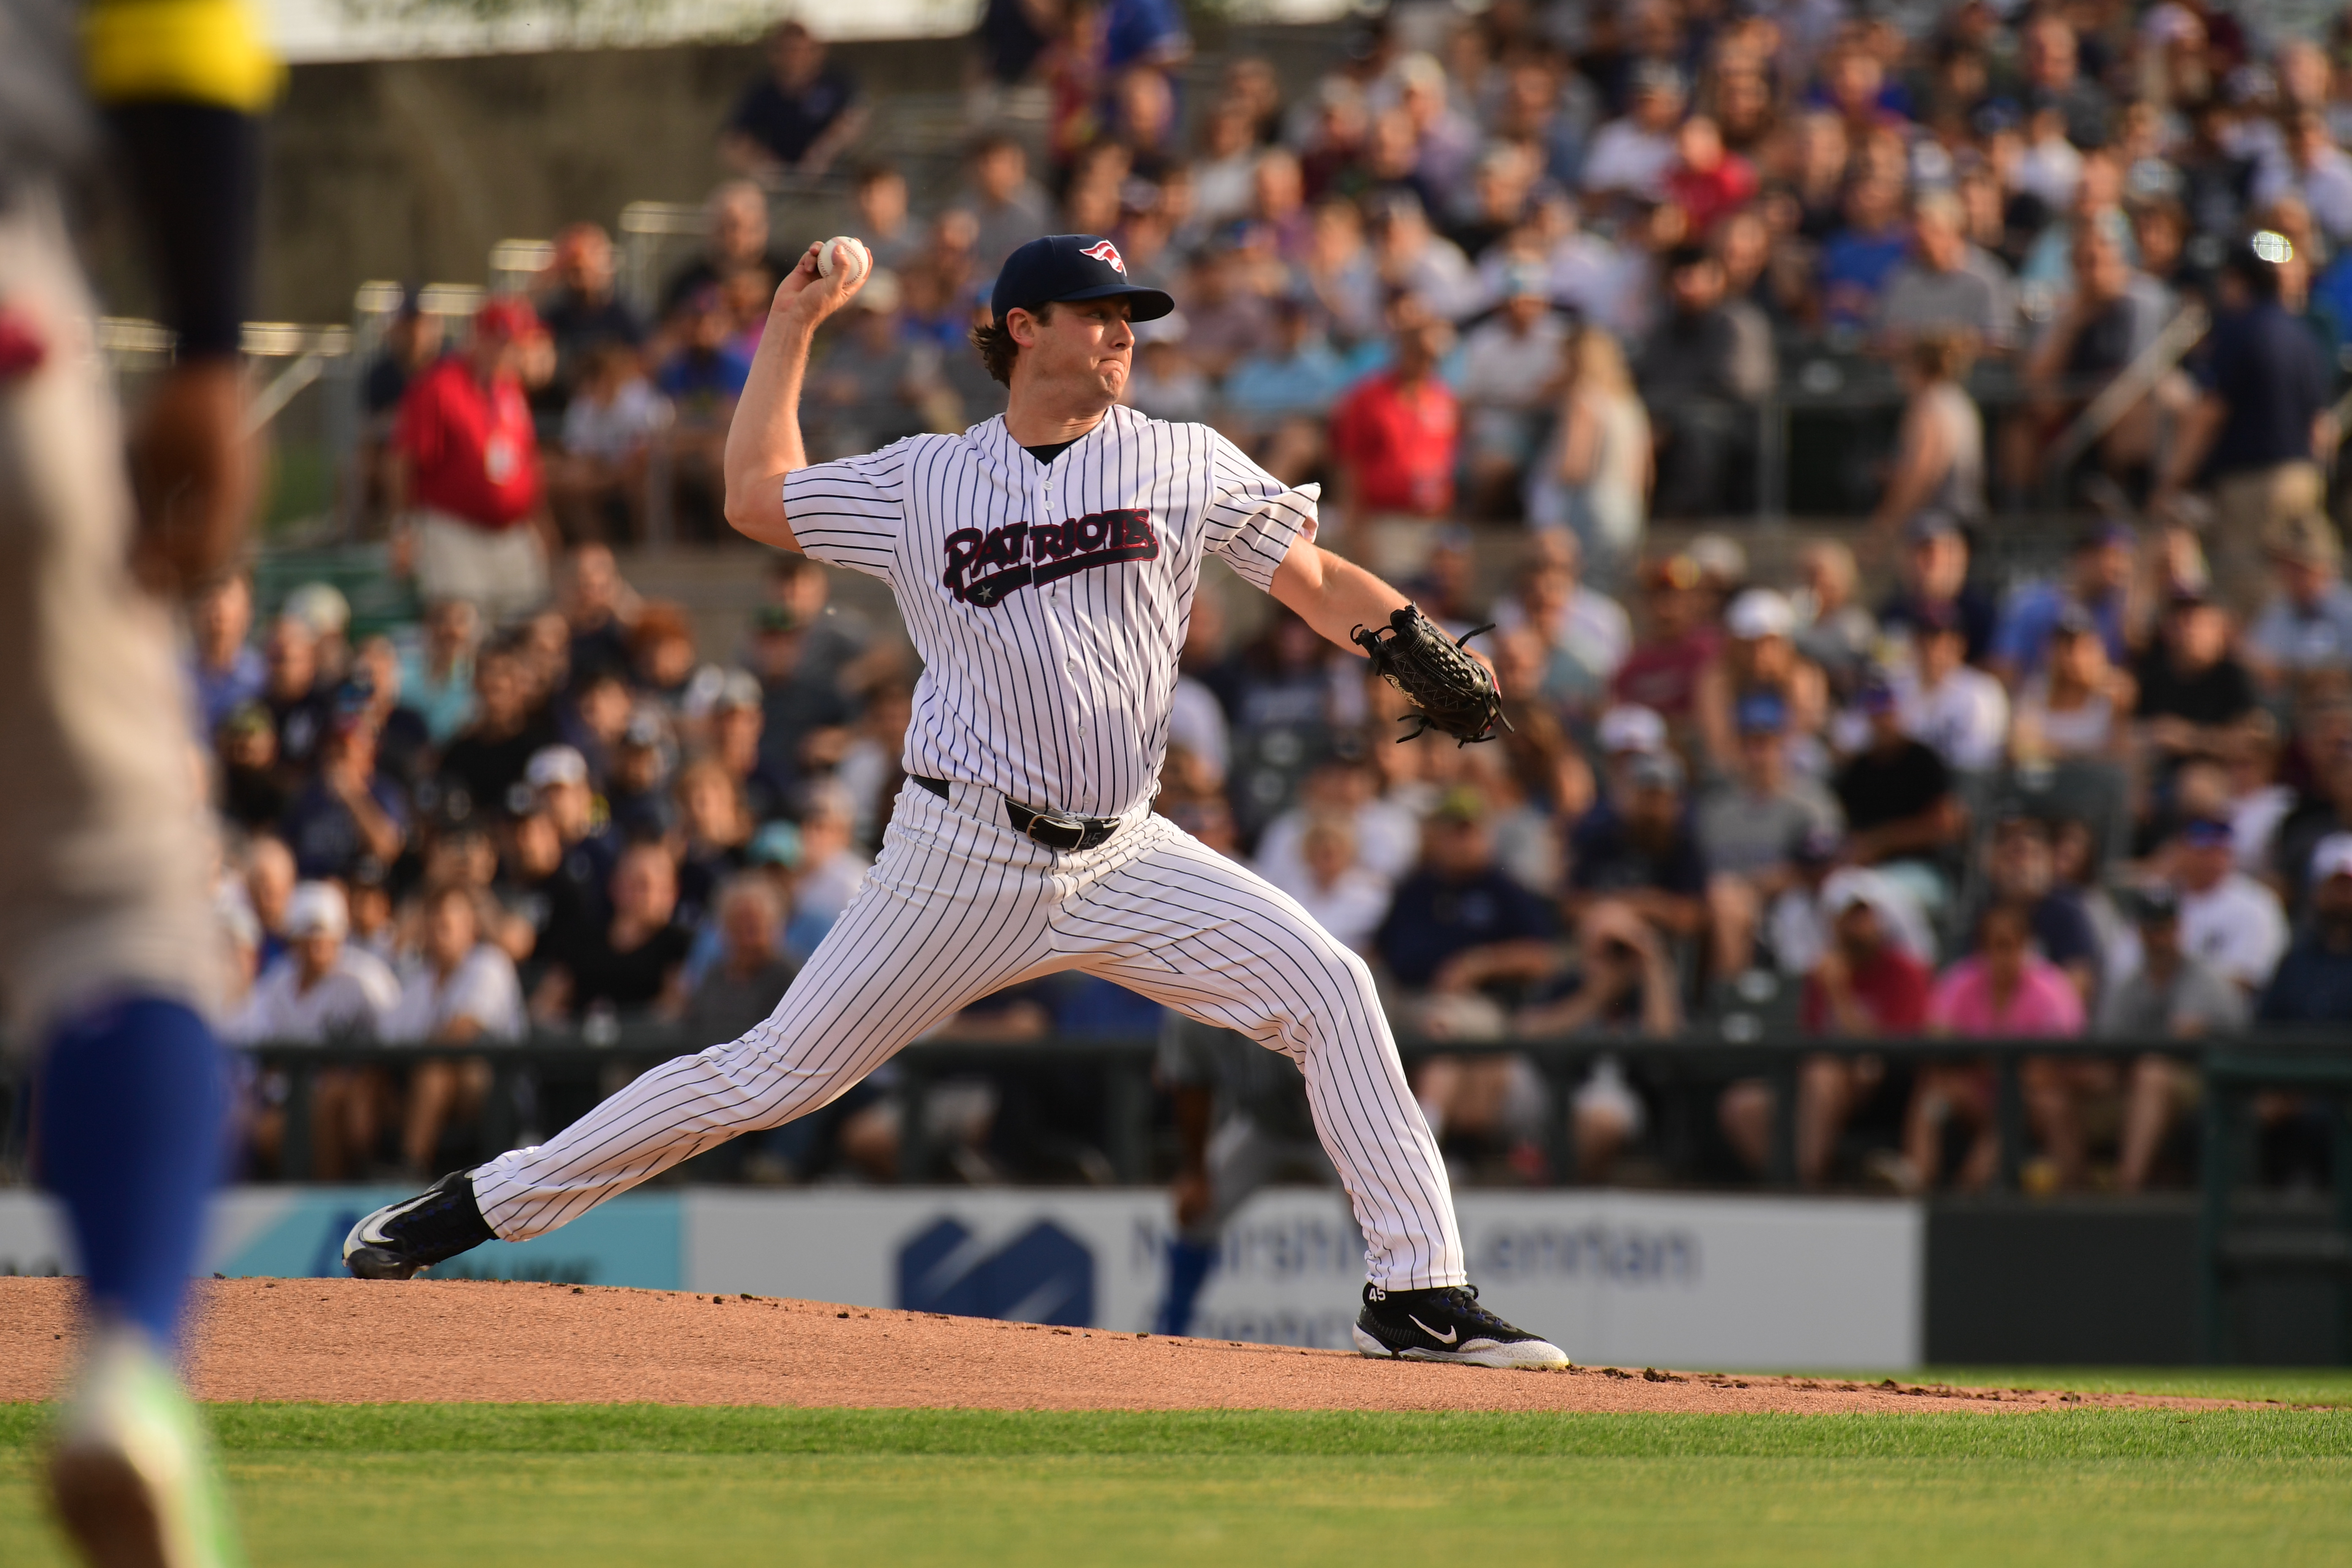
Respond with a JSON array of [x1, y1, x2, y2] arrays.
[[0, 1187, 1918, 1370]]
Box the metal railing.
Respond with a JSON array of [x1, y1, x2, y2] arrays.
[[66, 1026, 2344, 1195]]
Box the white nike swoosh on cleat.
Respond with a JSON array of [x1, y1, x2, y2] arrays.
[[1407, 1314, 1457, 1345], [349, 1190, 434, 1252]]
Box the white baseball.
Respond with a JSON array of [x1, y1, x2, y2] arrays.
[[818, 236, 871, 285]]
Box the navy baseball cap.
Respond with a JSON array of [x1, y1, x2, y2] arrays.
[[990, 235, 1175, 325]]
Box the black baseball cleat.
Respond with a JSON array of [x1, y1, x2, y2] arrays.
[[343, 1171, 497, 1280], [1353, 1283, 1571, 1369]]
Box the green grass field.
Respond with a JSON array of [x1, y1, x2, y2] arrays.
[[7, 1392, 2351, 1566]]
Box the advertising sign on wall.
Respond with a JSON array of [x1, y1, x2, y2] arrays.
[[0, 1185, 1920, 1369]]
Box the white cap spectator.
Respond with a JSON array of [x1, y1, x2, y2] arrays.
[[1597, 704, 1667, 756], [2311, 833, 2352, 885], [1725, 588, 1797, 642], [525, 745, 590, 792], [282, 581, 352, 642], [284, 881, 350, 940]]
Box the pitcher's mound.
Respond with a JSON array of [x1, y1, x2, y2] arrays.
[[0, 1277, 2232, 1414]]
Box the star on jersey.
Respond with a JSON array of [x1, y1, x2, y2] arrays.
[[942, 508, 1160, 607], [1079, 239, 1127, 275]]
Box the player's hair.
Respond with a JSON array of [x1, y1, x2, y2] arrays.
[[970, 300, 1054, 387]]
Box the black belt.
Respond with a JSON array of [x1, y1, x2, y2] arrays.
[[914, 775, 1122, 852]]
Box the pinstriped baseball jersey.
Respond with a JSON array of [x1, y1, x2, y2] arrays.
[[784, 405, 1317, 819]]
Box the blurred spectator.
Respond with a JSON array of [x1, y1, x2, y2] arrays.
[[533, 840, 691, 1024], [2252, 110, 2352, 245], [1990, 518, 2136, 686], [1639, 243, 1773, 517], [1878, 510, 1995, 664], [1721, 869, 1930, 1185], [836, 681, 914, 847], [1258, 755, 1418, 894], [809, 270, 938, 455], [1821, 176, 1914, 329], [395, 297, 551, 624], [1376, 786, 1558, 1037], [2011, 605, 2137, 765], [1490, 532, 1631, 717], [260, 613, 332, 778], [283, 709, 408, 882], [1565, 750, 1707, 950], [1327, 293, 1459, 578], [399, 597, 481, 748], [1510, 900, 1682, 1181], [1665, 115, 1756, 237], [1582, 60, 1686, 204], [1893, 603, 2009, 775], [2134, 588, 2259, 774], [952, 133, 1054, 275], [1611, 554, 1719, 739], [662, 180, 798, 317], [786, 784, 871, 959], [1977, 815, 2102, 1008], [2015, 226, 2169, 504], [1870, 332, 1984, 539], [438, 641, 558, 820], [1697, 691, 1842, 976], [1698, 588, 1830, 780], [1284, 814, 1391, 955], [2244, 514, 2352, 694], [360, 292, 445, 525], [216, 704, 287, 833], [1906, 901, 2086, 1192], [2259, 835, 2352, 1024], [1790, 540, 1878, 698], [2167, 814, 2289, 994], [685, 875, 800, 1048], [853, 163, 922, 274], [1834, 676, 1963, 917], [533, 223, 646, 409], [1524, 322, 1651, 589], [1877, 189, 2018, 352], [188, 574, 264, 739], [1222, 295, 1348, 482], [1125, 316, 1211, 422], [243, 835, 297, 973], [721, 21, 867, 186], [384, 883, 524, 1176], [2158, 235, 2333, 616], [2096, 885, 2246, 1192], [749, 604, 858, 808], [228, 882, 400, 1180], [1458, 269, 1568, 517], [550, 343, 667, 543]]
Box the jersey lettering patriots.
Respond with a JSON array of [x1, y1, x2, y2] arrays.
[[942, 509, 1160, 607]]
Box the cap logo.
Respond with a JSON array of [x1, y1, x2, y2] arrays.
[[1080, 239, 1127, 275]]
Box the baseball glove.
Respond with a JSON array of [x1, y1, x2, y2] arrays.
[[1353, 604, 1509, 746]]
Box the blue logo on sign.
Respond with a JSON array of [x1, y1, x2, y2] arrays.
[[898, 1218, 1094, 1326]]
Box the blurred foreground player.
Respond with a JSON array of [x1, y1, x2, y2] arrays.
[[3, 0, 276, 1562]]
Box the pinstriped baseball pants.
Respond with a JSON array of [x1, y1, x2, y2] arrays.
[[471, 777, 1467, 1290]]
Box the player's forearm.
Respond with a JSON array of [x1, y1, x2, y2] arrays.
[[721, 313, 816, 550], [1269, 541, 1408, 653]]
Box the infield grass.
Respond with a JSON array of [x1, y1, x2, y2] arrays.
[[5, 1400, 2350, 1566]]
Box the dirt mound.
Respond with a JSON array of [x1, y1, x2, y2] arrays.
[[0, 1278, 2246, 1414]]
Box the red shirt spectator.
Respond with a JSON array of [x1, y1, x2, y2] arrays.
[[1328, 369, 1458, 515], [396, 307, 543, 530], [1663, 117, 1757, 236], [1800, 935, 1930, 1033], [1610, 555, 1719, 721]]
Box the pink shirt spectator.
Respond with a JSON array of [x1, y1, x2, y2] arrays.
[[1925, 956, 2085, 1037]]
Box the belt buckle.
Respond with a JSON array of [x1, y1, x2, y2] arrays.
[[1023, 806, 1090, 852]]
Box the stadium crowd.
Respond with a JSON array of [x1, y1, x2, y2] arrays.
[[192, 0, 2352, 1197]]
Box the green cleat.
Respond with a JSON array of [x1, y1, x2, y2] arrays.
[[47, 1327, 245, 1568]]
